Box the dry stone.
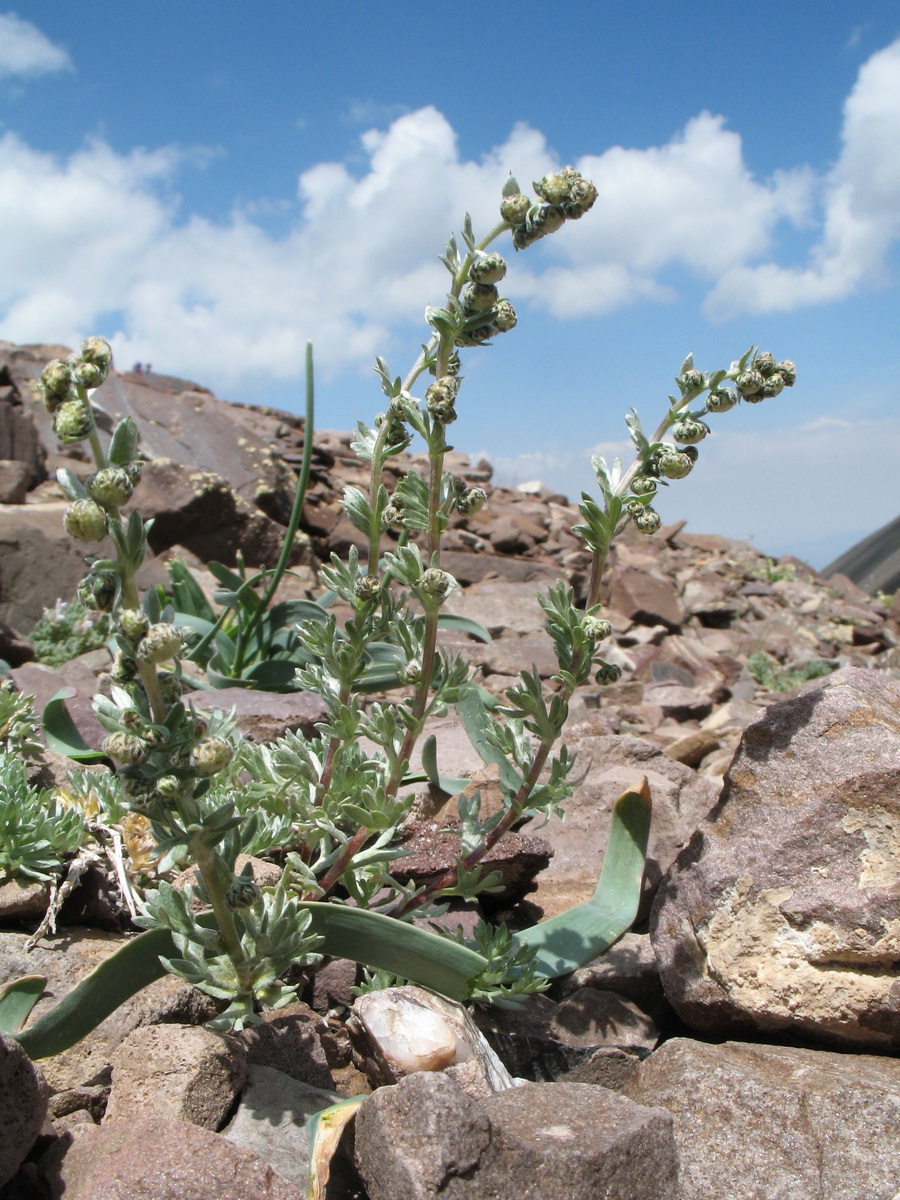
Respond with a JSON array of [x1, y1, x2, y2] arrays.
[[651, 666, 900, 1048], [623, 1037, 900, 1200]]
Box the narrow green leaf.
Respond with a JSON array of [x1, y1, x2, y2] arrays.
[[56, 467, 87, 501], [436, 613, 491, 643], [108, 417, 139, 466], [456, 690, 522, 794], [0, 976, 46, 1035], [43, 689, 108, 763], [510, 778, 651, 978], [421, 734, 469, 796]]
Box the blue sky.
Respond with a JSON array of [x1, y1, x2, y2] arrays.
[[2, 3, 899, 567]]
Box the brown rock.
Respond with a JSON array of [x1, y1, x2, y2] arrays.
[[0, 459, 30, 503], [0, 1034, 48, 1188]]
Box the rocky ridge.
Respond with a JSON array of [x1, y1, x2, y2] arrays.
[[1, 343, 900, 1199]]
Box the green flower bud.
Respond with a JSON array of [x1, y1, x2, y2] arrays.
[[457, 487, 487, 515], [64, 499, 108, 542], [657, 450, 694, 479], [80, 336, 113, 371], [87, 466, 134, 508], [354, 574, 380, 603], [777, 360, 796, 386], [583, 616, 612, 642], [426, 376, 460, 423], [402, 660, 422, 683], [454, 325, 494, 348], [135, 623, 183, 665], [41, 358, 73, 399], [706, 388, 738, 413], [463, 283, 499, 313], [759, 373, 785, 398], [595, 661, 623, 685], [633, 508, 662, 534], [226, 876, 261, 910], [156, 671, 183, 705], [53, 399, 94, 443], [630, 476, 658, 498], [562, 177, 598, 218], [78, 568, 118, 612], [500, 193, 531, 224], [736, 370, 763, 397], [420, 567, 452, 599], [156, 774, 186, 802], [469, 252, 507, 285], [680, 369, 705, 394], [118, 609, 151, 644], [123, 461, 143, 486], [535, 171, 572, 205], [671, 418, 709, 445], [681, 445, 699, 463], [120, 710, 144, 732], [71, 360, 105, 390], [754, 351, 776, 378], [381, 503, 402, 530], [110, 650, 138, 683], [190, 735, 233, 776], [491, 299, 517, 333], [102, 731, 149, 765]]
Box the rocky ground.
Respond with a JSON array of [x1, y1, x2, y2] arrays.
[[1, 342, 899, 1198]]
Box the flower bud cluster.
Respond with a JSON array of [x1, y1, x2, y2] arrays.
[[456, 251, 517, 348], [504, 168, 598, 251], [39, 338, 112, 447], [456, 486, 487, 516], [736, 352, 795, 404]]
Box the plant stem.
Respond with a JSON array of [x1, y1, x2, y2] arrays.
[[233, 343, 316, 675]]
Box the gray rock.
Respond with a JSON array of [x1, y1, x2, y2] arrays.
[[550, 987, 659, 1053], [236, 1002, 333, 1089], [354, 1072, 677, 1200], [0, 1034, 48, 1188], [0, 459, 30, 504], [623, 1037, 900, 1200], [651, 666, 900, 1048], [105, 1024, 248, 1130], [222, 1064, 341, 1189]]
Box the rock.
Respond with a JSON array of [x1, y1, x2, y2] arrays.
[[623, 1037, 900, 1200], [521, 725, 721, 918], [609, 563, 683, 630], [354, 1072, 678, 1200], [0, 460, 30, 504], [651, 666, 900, 1049], [105, 1024, 247, 1129], [181, 687, 328, 742], [236, 1002, 333, 1090], [442, 578, 547, 635], [549, 987, 660, 1053], [0, 618, 33, 666], [222, 1065, 345, 1190], [36, 1114, 304, 1199], [556, 932, 669, 1021], [0, 1034, 48, 1188]]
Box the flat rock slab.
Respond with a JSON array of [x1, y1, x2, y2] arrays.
[[651, 666, 900, 1049], [624, 1037, 900, 1200]]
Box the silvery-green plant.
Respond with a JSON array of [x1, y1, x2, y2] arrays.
[[8, 165, 794, 1052]]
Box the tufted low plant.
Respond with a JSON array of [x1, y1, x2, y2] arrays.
[[5, 166, 794, 1054]]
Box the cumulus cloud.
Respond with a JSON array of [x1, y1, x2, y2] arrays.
[[705, 38, 900, 316], [0, 39, 899, 388], [0, 12, 71, 79]]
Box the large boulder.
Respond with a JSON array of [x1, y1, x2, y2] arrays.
[[623, 1037, 900, 1200], [650, 666, 900, 1049]]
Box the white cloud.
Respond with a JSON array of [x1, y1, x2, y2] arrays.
[[705, 38, 900, 316], [0, 12, 71, 79], [0, 40, 899, 386]]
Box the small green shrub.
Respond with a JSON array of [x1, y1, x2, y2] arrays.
[[29, 599, 112, 667], [745, 652, 835, 693]]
